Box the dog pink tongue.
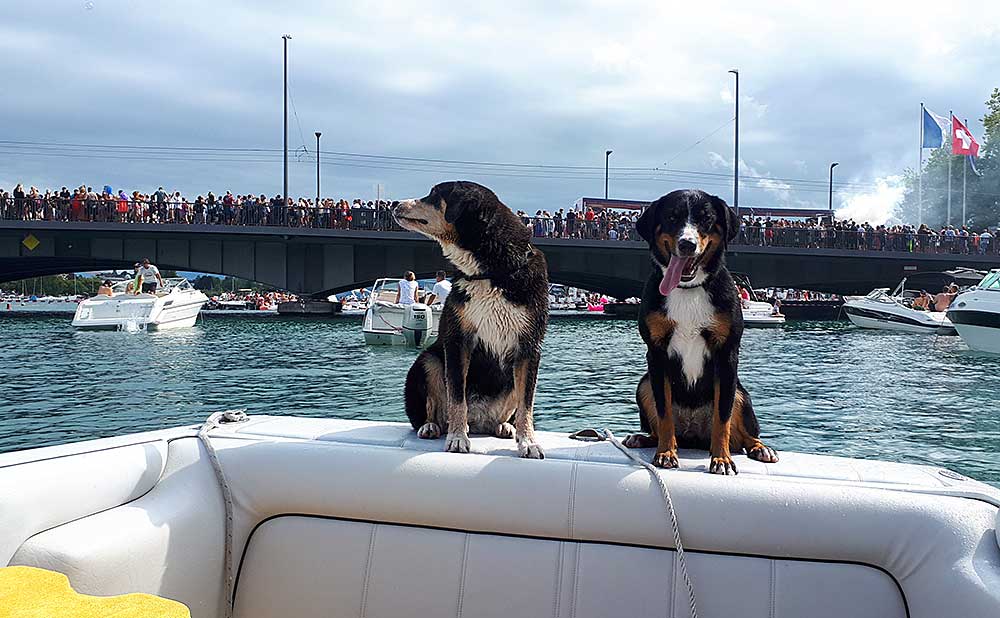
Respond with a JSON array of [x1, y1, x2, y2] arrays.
[[659, 256, 690, 296]]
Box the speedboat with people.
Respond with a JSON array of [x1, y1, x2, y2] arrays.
[[733, 274, 785, 327], [362, 278, 440, 347], [71, 278, 209, 330], [947, 269, 1000, 354], [842, 269, 984, 335], [1, 412, 997, 618]]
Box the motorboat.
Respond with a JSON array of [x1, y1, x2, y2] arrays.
[[947, 268, 1000, 354], [1, 294, 84, 315], [71, 278, 209, 330], [841, 270, 986, 335], [843, 287, 955, 334], [742, 300, 785, 327], [732, 274, 785, 327], [362, 278, 440, 347], [1, 413, 998, 618]]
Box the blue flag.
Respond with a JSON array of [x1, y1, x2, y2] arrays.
[[968, 155, 982, 177], [922, 107, 950, 148]]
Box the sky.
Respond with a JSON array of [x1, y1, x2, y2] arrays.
[[1, 1, 998, 224]]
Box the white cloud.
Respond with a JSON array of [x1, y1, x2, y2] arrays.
[[835, 175, 905, 225]]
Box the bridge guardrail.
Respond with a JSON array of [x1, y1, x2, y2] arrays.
[[1, 197, 997, 256]]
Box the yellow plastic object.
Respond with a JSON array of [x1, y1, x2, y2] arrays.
[[0, 566, 190, 618]]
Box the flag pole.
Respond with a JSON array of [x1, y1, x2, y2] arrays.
[[947, 110, 953, 227], [962, 117, 968, 226], [918, 103, 924, 226]]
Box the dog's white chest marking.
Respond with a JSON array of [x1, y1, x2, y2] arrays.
[[457, 279, 529, 360], [664, 287, 714, 386], [441, 243, 483, 277]]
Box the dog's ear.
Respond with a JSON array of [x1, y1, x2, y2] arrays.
[[711, 194, 739, 245], [635, 199, 661, 243], [436, 181, 481, 224]]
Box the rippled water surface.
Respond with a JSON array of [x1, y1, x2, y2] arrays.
[[1, 315, 998, 486]]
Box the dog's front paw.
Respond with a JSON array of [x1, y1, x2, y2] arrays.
[[652, 450, 679, 468], [709, 455, 738, 475], [416, 422, 441, 439], [494, 422, 515, 439], [747, 444, 779, 463], [517, 439, 544, 459], [444, 432, 471, 453], [623, 433, 657, 448]]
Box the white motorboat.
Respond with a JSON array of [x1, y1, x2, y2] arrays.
[[1, 414, 998, 618], [1, 294, 84, 314], [742, 300, 785, 327], [71, 278, 208, 331], [948, 269, 1000, 354], [362, 278, 440, 347], [844, 278, 959, 335]]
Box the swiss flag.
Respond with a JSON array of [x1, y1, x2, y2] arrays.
[[952, 115, 981, 157]]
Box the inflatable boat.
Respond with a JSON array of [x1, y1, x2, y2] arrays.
[[1, 414, 998, 618]]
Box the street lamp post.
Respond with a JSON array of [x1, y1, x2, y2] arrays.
[[282, 34, 292, 214], [605, 150, 613, 199], [315, 132, 322, 209], [828, 162, 839, 218], [728, 69, 739, 219]]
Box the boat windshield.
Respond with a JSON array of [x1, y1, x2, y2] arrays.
[[978, 271, 1000, 290], [864, 288, 893, 302], [108, 277, 192, 295]]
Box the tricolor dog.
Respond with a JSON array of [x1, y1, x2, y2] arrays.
[[624, 189, 778, 474], [394, 181, 549, 458]]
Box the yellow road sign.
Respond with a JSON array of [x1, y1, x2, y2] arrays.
[[22, 234, 40, 251]]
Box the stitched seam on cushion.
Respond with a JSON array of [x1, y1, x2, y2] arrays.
[[360, 524, 378, 618], [569, 544, 581, 618], [770, 559, 776, 618], [567, 462, 579, 538], [669, 552, 677, 618], [553, 541, 564, 618], [456, 533, 470, 618]]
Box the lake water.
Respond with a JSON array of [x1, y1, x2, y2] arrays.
[[1, 315, 998, 487]]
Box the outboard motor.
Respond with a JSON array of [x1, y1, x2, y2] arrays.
[[402, 303, 433, 347]]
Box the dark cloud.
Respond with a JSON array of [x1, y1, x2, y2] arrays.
[[1, 1, 997, 220]]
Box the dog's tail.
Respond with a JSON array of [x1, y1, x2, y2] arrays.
[[404, 354, 431, 430]]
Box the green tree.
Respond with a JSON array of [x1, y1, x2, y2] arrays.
[[897, 88, 1000, 230]]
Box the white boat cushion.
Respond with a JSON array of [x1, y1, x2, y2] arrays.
[[9, 439, 226, 618], [233, 515, 905, 618]]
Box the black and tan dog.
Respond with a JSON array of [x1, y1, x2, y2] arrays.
[[394, 181, 549, 458], [623, 189, 778, 474]]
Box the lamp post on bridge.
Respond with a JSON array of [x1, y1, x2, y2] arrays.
[[728, 69, 739, 220], [605, 150, 613, 199], [282, 34, 292, 211], [828, 162, 839, 220], [315, 132, 322, 209]]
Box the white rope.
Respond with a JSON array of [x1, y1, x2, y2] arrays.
[[197, 409, 249, 618], [572, 428, 698, 618]]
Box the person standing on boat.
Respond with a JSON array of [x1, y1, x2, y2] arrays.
[[137, 258, 165, 294], [396, 271, 419, 305], [426, 271, 451, 306]]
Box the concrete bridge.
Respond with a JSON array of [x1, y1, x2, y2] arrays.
[[3, 221, 1000, 297]]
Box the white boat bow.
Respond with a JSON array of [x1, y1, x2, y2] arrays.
[[1, 415, 997, 618]]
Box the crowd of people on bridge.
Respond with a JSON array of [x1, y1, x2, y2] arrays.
[[2, 182, 997, 256], [739, 216, 996, 255]]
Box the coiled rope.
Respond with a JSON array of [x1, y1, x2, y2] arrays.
[[569, 428, 698, 618], [197, 409, 249, 618]]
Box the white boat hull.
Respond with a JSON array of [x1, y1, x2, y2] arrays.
[[362, 283, 440, 347], [948, 284, 1000, 353], [844, 302, 954, 334], [72, 285, 208, 331]]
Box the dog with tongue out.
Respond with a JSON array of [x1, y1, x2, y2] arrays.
[[623, 189, 779, 475]]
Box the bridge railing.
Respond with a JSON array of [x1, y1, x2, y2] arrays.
[[1, 197, 997, 256]]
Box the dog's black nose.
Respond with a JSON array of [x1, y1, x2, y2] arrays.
[[677, 238, 697, 256]]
